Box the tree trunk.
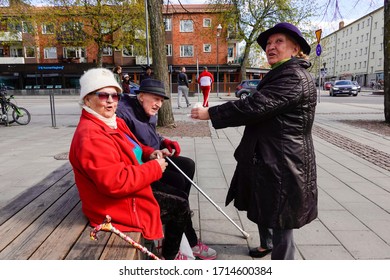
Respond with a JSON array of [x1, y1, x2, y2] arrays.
[[147, 0, 175, 127], [239, 42, 252, 80], [384, 0, 390, 122]]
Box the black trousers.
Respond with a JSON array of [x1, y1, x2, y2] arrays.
[[152, 181, 191, 260], [158, 156, 198, 247]]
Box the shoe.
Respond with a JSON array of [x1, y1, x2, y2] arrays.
[[174, 251, 189, 260], [249, 247, 272, 258], [178, 106, 182, 109], [187, 103, 191, 107], [192, 240, 217, 260]]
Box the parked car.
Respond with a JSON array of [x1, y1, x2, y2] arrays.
[[323, 81, 333, 90], [330, 80, 359, 96], [352, 81, 361, 92], [235, 79, 261, 100]]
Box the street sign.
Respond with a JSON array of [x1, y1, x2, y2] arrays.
[[316, 44, 322, 56], [315, 29, 322, 44]]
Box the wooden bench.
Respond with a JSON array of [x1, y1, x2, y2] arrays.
[[0, 162, 146, 260]]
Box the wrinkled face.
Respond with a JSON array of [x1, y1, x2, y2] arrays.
[[138, 92, 165, 117], [265, 33, 300, 66], [84, 86, 119, 118]]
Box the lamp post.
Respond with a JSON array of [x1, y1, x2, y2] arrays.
[[216, 24, 222, 98], [145, 0, 150, 66]]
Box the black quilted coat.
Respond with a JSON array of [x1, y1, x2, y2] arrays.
[[208, 58, 318, 229]]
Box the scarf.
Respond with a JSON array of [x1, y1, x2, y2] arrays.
[[82, 105, 117, 129]]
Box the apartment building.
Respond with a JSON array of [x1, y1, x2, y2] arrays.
[[0, 3, 252, 93], [314, 6, 384, 87]]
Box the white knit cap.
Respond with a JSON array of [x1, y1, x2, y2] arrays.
[[79, 68, 122, 104]]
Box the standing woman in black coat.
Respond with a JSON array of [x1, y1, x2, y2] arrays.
[[191, 22, 318, 260]]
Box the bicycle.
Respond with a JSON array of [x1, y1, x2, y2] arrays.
[[0, 87, 31, 126]]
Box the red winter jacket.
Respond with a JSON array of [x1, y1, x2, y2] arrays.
[[69, 110, 163, 240], [197, 70, 214, 87]]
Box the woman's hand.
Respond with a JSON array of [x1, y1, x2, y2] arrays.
[[149, 149, 171, 160], [149, 151, 168, 172], [191, 107, 210, 120], [155, 157, 168, 173]]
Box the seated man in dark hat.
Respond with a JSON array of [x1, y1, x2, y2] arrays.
[[117, 78, 217, 260]]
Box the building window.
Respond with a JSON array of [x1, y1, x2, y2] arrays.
[[228, 47, 234, 58], [164, 18, 172, 31], [166, 44, 172, 56], [63, 47, 86, 58], [25, 47, 35, 58], [203, 44, 211, 52], [42, 24, 55, 34], [10, 47, 23, 57], [180, 20, 193, 32], [22, 21, 34, 33], [378, 58, 382, 66], [122, 46, 134, 57], [371, 52, 375, 59], [44, 47, 57, 59], [203, 18, 211, 27], [102, 46, 113, 56], [180, 45, 193, 57]]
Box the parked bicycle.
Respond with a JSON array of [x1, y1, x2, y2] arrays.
[[0, 86, 31, 126]]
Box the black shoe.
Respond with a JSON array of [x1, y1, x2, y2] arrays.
[[249, 248, 272, 258], [187, 103, 191, 107]]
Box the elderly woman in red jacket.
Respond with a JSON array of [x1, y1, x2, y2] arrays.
[[191, 23, 317, 260], [69, 68, 190, 260]]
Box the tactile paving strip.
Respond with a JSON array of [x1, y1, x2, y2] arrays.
[[313, 125, 390, 172]]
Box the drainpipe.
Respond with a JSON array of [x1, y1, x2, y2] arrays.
[[366, 15, 373, 86]]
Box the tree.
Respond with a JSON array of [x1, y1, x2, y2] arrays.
[[148, 0, 175, 127], [384, 0, 389, 122], [210, 0, 316, 79], [37, 0, 145, 67]]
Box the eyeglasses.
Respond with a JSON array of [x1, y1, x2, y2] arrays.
[[95, 92, 120, 102]]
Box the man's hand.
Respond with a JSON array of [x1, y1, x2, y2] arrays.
[[162, 139, 181, 157]]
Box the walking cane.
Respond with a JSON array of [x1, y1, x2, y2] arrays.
[[165, 157, 250, 239], [90, 215, 161, 260]]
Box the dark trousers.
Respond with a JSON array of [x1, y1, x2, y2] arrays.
[[257, 224, 295, 260], [152, 182, 191, 260], [271, 229, 295, 260], [158, 156, 198, 247]]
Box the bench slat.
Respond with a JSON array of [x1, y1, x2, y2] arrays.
[[0, 186, 79, 259], [29, 202, 88, 260], [100, 232, 142, 260], [0, 172, 75, 252], [0, 162, 73, 225]]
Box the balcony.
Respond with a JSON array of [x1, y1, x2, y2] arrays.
[[0, 57, 25, 64], [0, 31, 22, 42]]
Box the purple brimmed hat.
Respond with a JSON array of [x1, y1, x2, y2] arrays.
[[257, 22, 311, 55]]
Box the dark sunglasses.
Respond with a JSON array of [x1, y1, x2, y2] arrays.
[[95, 92, 120, 102]]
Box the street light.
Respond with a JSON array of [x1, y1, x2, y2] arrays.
[[216, 24, 222, 98]]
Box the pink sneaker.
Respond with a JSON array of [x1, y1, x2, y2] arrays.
[[174, 251, 189, 260], [192, 240, 217, 260]]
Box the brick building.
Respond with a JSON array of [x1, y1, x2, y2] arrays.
[[0, 3, 265, 93]]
